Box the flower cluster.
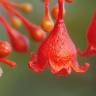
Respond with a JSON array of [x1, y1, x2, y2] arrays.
[[0, 0, 95, 77]]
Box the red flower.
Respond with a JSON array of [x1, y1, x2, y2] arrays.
[[28, 0, 89, 76], [0, 16, 29, 53], [78, 12, 96, 57]]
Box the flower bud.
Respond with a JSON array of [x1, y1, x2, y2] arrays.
[[41, 0, 54, 33], [20, 3, 32, 13], [40, 16, 54, 32], [11, 17, 22, 29], [0, 40, 12, 58], [0, 16, 29, 53]]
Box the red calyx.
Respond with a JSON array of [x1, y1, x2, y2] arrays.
[[28, 0, 89, 76]]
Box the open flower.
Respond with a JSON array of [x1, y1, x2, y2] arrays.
[[28, 0, 89, 76], [78, 12, 96, 57]]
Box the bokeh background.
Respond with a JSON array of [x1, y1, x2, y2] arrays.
[[0, 0, 96, 96]]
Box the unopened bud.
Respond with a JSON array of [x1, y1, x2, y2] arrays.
[[0, 40, 12, 58], [11, 17, 22, 29], [22, 3, 32, 13], [40, 17, 54, 33]]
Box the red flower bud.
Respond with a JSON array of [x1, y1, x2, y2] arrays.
[[78, 12, 96, 57], [3, 2, 46, 42], [40, 0, 54, 33], [0, 40, 12, 58], [18, 17, 46, 41], [0, 16, 29, 53], [21, 21, 46, 42], [10, 16, 22, 29], [28, 0, 89, 76], [12, 2, 33, 13]]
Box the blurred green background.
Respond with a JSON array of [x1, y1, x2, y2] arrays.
[[0, 0, 96, 96]]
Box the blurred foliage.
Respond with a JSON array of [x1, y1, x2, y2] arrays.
[[0, 0, 96, 96]]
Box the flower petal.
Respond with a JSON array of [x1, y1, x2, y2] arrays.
[[71, 61, 90, 74], [49, 58, 72, 76], [78, 45, 96, 57], [28, 53, 48, 73]]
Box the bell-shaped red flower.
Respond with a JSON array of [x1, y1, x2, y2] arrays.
[[28, 0, 89, 76], [0, 16, 29, 53], [78, 12, 96, 57]]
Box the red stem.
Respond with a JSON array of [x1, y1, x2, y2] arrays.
[[44, 0, 50, 18], [58, 0, 64, 20], [0, 58, 16, 68], [0, 16, 12, 33]]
